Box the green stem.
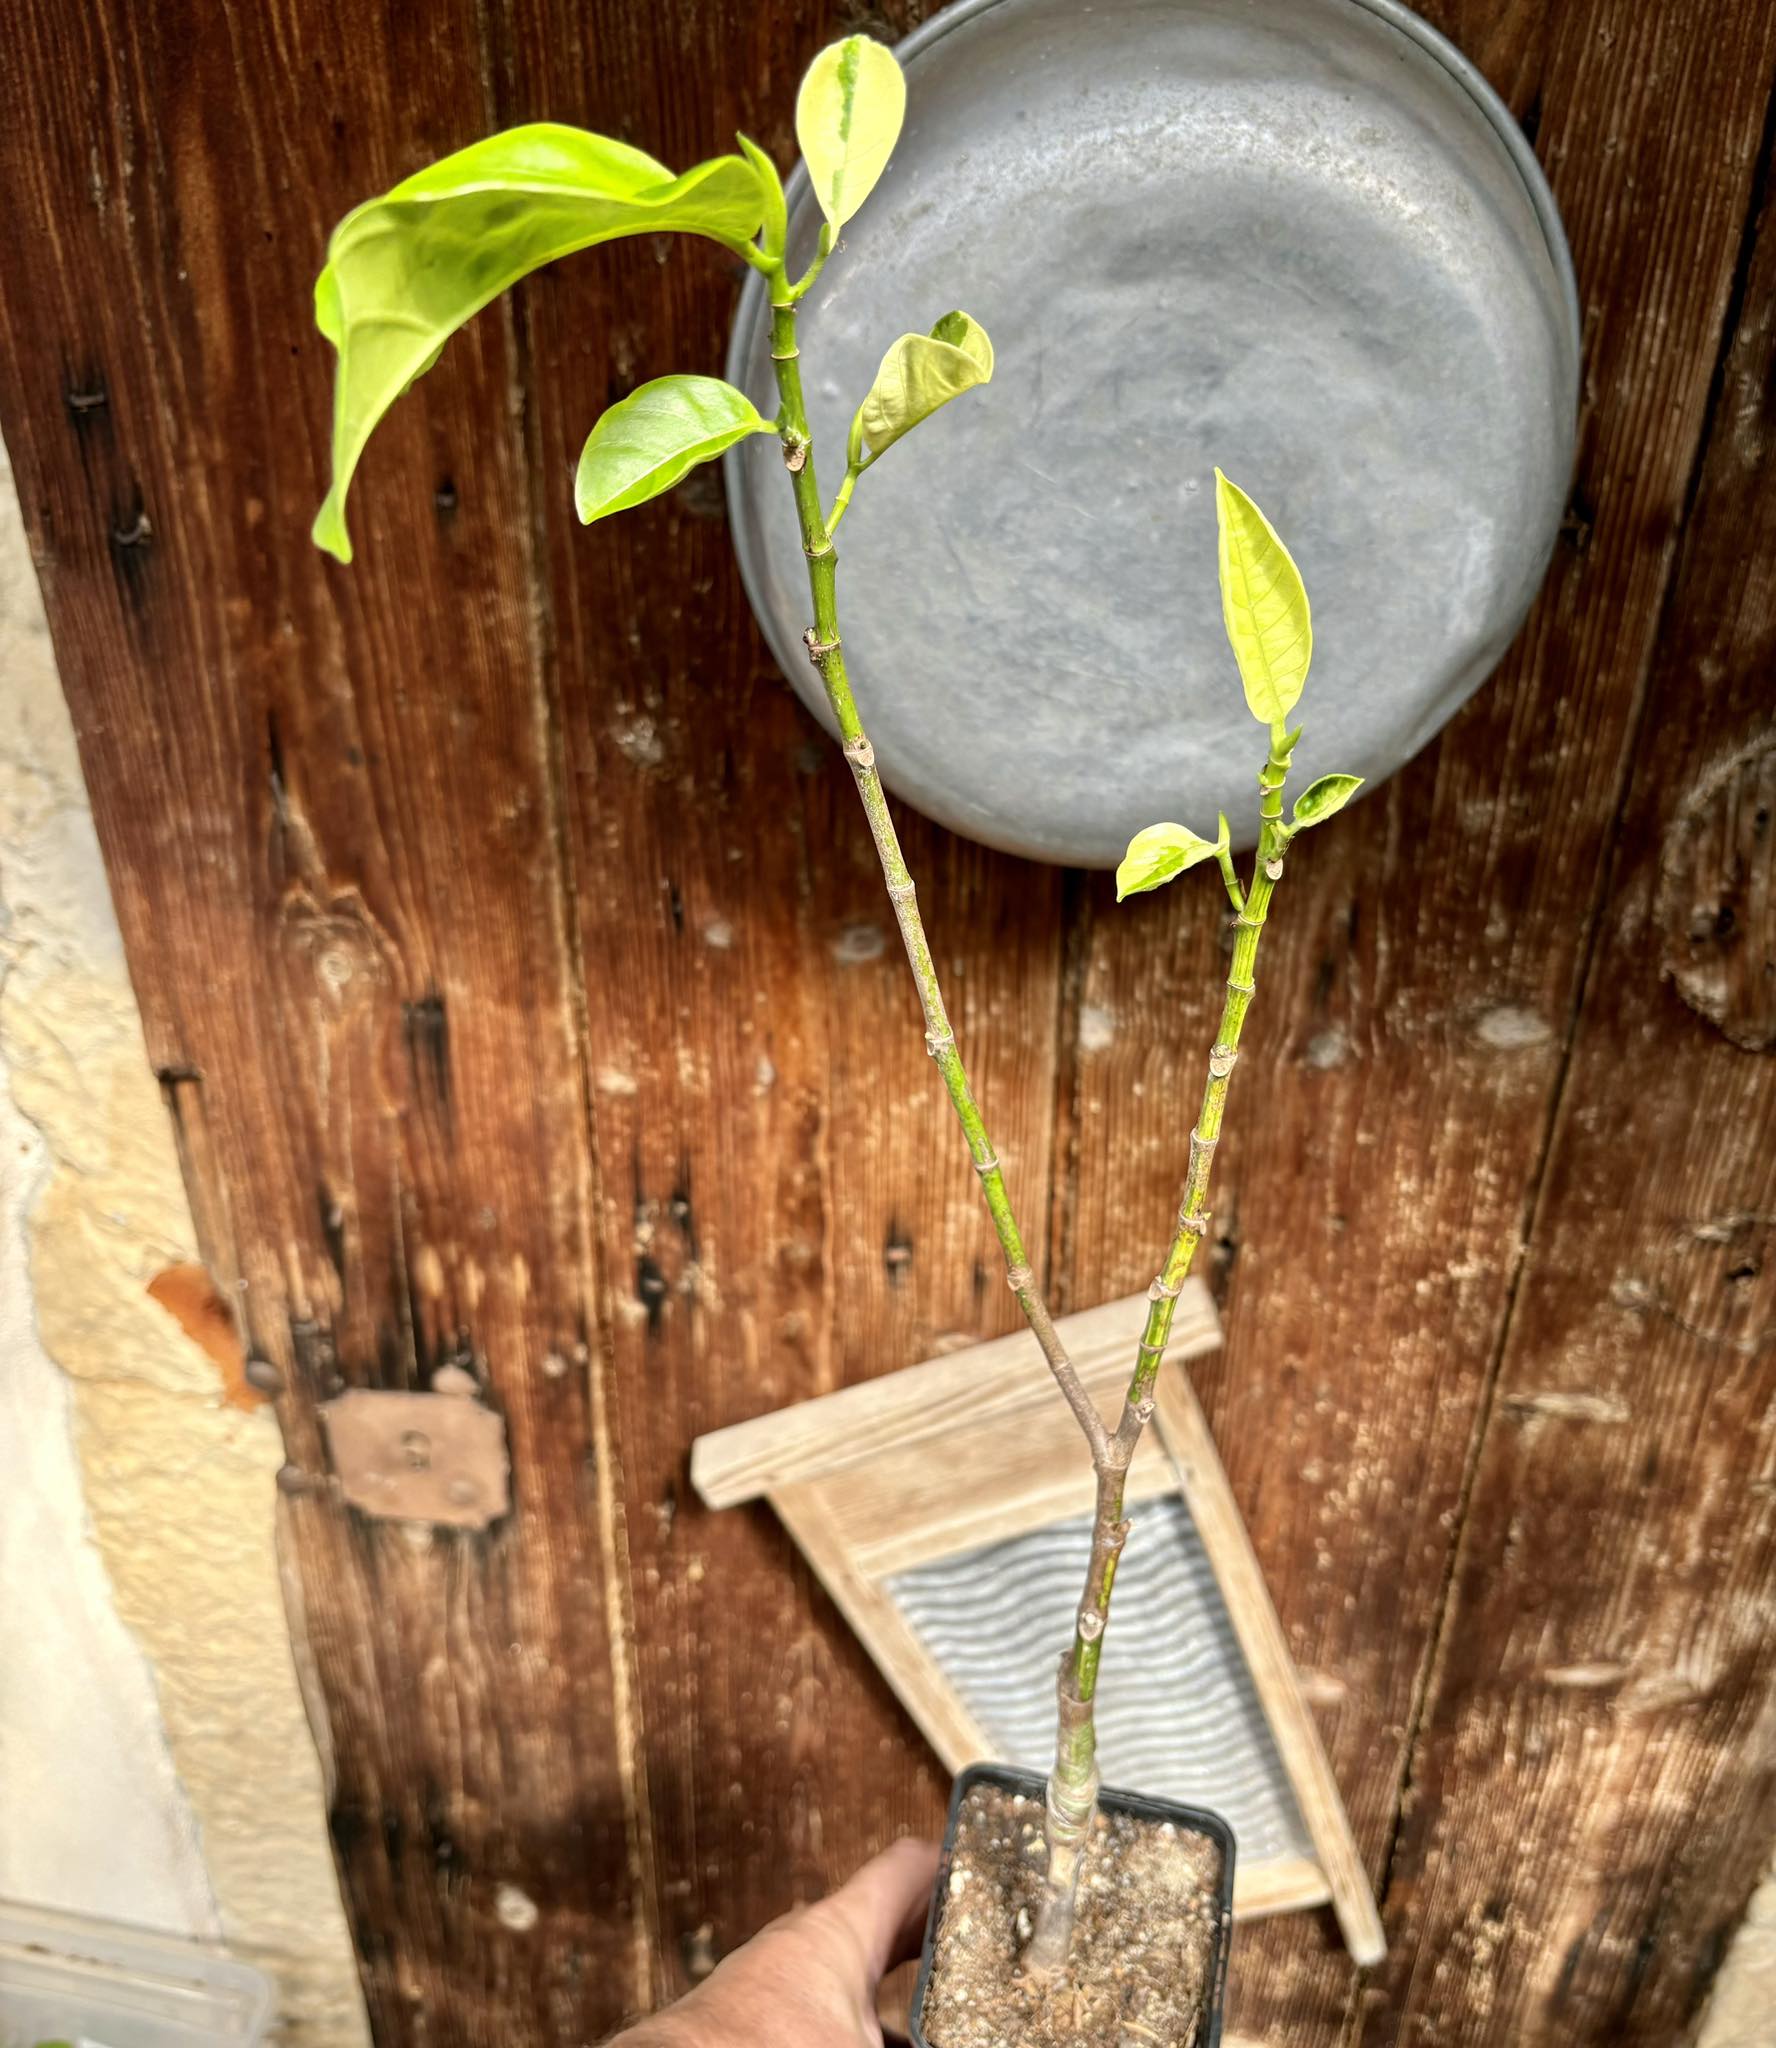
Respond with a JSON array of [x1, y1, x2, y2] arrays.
[[1026, 730, 1294, 1971], [825, 458, 864, 535], [765, 245, 1296, 1980], [1216, 833, 1246, 914], [788, 223, 834, 301], [763, 273, 1109, 1464]]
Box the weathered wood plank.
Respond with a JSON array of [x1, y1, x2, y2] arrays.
[[1053, 3, 1776, 2039], [688, 1287, 1216, 1508], [489, 0, 1065, 1998], [6, 0, 1773, 2038], [1370, 139, 1776, 2046], [0, 1, 647, 2039], [1153, 1371, 1386, 1966]]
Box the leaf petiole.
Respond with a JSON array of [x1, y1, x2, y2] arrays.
[[736, 133, 787, 266], [788, 223, 835, 302], [825, 455, 866, 534], [1215, 815, 1245, 913]]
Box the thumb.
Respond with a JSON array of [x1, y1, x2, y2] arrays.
[[818, 1837, 942, 1985]]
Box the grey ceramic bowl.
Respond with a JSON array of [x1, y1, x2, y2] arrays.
[[726, 0, 1579, 864]]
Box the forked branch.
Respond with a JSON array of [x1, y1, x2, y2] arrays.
[[768, 281, 1108, 1474]]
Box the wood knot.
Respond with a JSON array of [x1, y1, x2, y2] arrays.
[[1656, 731, 1775, 1049], [278, 886, 393, 1014], [1631, 1211, 1776, 1359]]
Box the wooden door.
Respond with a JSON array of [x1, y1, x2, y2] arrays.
[[1, 1, 1771, 2040]]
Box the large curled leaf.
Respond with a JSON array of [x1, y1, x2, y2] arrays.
[[1215, 469, 1312, 726], [796, 35, 906, 230], [1115, 816, 1230, 902], [1291, 772, 1364, 829], [576, 376, 775, 524], [312, 127, 767, 562], [858, 311, 993, 459]]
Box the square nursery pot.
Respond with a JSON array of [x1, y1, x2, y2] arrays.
[[908, 1762, 1236, 2048]]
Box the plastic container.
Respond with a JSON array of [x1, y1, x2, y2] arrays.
[[0, 1901, 273, 2047], [908, 1761, 1237, 2048]]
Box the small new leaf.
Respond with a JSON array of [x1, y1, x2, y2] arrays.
[[576, 376, 776, 525], [1115, 817, 1231, 903], [1291, 772, 1364, 829], [311, 127, 767, 562], [736, 133, 788, 261], [796, 35, 906, 230], [857, 311, 994, 459], [1215, 469, 1313, 727]]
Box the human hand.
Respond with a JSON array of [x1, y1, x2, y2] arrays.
[[619, 1837, 940, 2047]]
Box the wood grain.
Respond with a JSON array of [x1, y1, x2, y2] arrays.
[[1368, 138, 1776, 2046], [771, 1476, 994, 1770], [689, 1287, 1218, 1508], [1154, 1371, 1385, 1966], [1053, 3, 1776, 2039], [0, 1, 646, 2039], [2, 0, 1773, 2039], [488, 0, 1063, 1993]]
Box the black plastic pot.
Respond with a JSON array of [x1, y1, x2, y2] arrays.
[[907, 1762, 1237, 2048]]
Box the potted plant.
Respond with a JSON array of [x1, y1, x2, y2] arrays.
[[308, 33, 1362, 2044]]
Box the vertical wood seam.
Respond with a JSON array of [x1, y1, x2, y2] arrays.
[[470, 0, 664, 2009], [1340, 72, 1776, 2047], [1044, 866, 1091, 1315]]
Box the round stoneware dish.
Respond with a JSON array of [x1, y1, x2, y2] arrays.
[[726, 0, 1580, 863]]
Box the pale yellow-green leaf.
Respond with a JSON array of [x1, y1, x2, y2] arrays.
[[857, 311, 993, 459], [311, 127, 766, 562], [1115, 816, 1230, 902], [1215, 468, 1312, 726], [795, 35, 906, 230], [1291, 772, 1364, 829], [575, 375, 775, 524], [735, 132, 787, 259]]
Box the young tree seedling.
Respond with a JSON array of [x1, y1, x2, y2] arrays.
[[309, 32, 1362, 1981]]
